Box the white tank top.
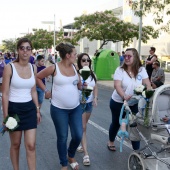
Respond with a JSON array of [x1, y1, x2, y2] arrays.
[[51, 63, 80, 109], [9, 63, 35, 102]]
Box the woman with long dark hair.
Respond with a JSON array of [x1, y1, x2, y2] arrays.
[[76, 53, 98, 166], [2, 37, 41, 170]]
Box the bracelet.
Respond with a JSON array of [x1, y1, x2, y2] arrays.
[[36, 106, 40, 110], [44, 88, 49, 93], [94, 96, 98, 100], [122, 95, 125, 100]]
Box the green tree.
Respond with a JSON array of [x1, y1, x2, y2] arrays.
[[19, 29, 54, 50], [73, 10, 159, 49], [18, 28, 78, 50], [132, 0, 170, 32], [56, 29, 78, 46], [2, 39, 17, 52]]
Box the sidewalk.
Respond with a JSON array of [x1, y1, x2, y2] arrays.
[[97, 80, 114, 89], [97, 72, 170, 89]]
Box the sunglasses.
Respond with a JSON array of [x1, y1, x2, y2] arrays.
[[19, 46, 32, 51], [123, 55, 132, 59], [81, 58, 91, 62]]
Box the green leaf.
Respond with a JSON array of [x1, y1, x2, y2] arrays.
[[81, 70, 91, 80], [13, 114, 20, 122]]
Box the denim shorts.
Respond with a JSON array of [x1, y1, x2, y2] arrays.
[[81, 102, 93, 113], [36, 86, 44, 104]]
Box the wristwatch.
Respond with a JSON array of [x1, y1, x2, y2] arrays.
[[44, 88, 49, 93], [94, 96, 98, 100]]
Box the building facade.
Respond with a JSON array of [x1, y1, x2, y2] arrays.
[[63, 0, 170, 65]]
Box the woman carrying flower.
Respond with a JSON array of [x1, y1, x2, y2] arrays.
[[76, 53, 98, 166], [36, 43, 82, 170], [108, 48, 151, 151], [2, 38, 41, 170]]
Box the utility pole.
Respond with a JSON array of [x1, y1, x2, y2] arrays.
[[54, 14, 56, 54], [138, 0, 143, 58]]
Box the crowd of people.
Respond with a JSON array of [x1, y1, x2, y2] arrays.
[[0, 37, 169, 170]]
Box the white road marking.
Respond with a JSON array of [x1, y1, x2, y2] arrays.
[[88, 120, 132, 150]]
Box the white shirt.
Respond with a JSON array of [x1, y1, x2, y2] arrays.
[[9, 63, 35, 102], [51, 63, 80, 109], [112, 67, 148, 103]]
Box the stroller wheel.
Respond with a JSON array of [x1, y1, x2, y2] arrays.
[[128, 152, 146, 170]]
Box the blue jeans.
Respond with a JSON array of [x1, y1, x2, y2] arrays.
[[81, 102, 93, 113], [36, 86, 44, 104], [50, 104, 83, 166], [109, 99, 140, 150]]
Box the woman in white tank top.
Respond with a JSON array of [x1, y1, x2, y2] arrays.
[[37, 43, 83, 170], [2, 38, 41, 170]]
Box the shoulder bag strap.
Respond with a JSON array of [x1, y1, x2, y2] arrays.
[[51, 64, 56, 94], [9, 63, 13, 85]]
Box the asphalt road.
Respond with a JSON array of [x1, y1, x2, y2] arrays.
[[0, 81, 133, 170], [1, 76, 170, 170]]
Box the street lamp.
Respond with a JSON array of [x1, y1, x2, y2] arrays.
[[42, 14, 56, 54]]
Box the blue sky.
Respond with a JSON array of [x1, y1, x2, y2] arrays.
[[0, 0, 112, 43]]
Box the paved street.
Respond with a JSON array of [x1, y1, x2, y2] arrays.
[[0, 81, 133, 170], [0, 74, 170, 170]]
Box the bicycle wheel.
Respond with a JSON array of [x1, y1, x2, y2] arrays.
[[128, 152, 146, 170]]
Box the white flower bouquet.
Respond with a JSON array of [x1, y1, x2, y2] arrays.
[[79, 66, 91, 81], [134, 85, 146, 95], [134, 85, 155, 126], [79, 66, 93, 104], [0, 114, 20, 135]]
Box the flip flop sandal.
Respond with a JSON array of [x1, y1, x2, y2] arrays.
[[83, 155, 90, 166], [107, 145, 116, 151], [70, 162, 79, 170]]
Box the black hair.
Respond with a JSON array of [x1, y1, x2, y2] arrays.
[[15, 38, 32, 62], [36, 55, 44, 61], [17, 38, 32, 50], [77, 53, 97, 82], [150, 47, 156, 52], [154, 60, 160, 66]]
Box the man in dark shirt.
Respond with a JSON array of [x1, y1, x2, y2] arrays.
[[36, 55, 46, 109], [146, 47, 157, 80]]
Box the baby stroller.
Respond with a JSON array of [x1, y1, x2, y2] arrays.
[[122, 84, 170, 170]]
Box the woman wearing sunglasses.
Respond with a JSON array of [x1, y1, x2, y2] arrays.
[[107, 48, 151, 151], [2, 38, 41, 170], [76, 53, 98, 166]]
